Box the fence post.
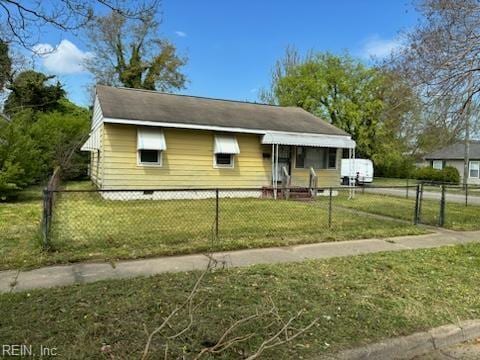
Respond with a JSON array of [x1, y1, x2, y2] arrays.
[[41, 189, 52, 249], [418, 182, 424, 222], [465, 183, 468, 207], [439, 184, 446, 227], [414, 184, 420, 225], [406, 178, 409, 199], [328, 187, 333, 229], [215, 188, 219, 239]]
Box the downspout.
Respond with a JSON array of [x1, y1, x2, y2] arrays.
[[271, 143, 275, 188], [348, 147, 354, 199], [352, 147, 356, 199], [274, 144, 279, 199]]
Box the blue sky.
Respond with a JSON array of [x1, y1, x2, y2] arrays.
[[32, 0, 419, 107]]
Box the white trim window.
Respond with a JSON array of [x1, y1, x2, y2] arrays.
[[295, 147, 337, 169], [138, 149, 163, 166], [469, 161, 480, 178], [432, 160, 443, 170], [213, 135, 240, 169], [137, 128, 166, 166], [214, 153, 234, 168]]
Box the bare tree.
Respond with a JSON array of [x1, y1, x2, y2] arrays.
[[0, 0, 159, 50], [394, 0, 480, 183], [139, 259, 319, 359], [84, 7, 186, 91]]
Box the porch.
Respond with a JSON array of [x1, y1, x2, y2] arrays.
[[260, 131, 356, 198]]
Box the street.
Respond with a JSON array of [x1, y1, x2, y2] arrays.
[[364, 187, 480, 206]]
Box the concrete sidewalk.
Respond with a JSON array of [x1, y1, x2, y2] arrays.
[[2, 229, 480, 293]]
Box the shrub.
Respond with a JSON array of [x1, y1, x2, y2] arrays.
[[442, 166, 461, 184], [0, 99, 89, 200], [373, 153, 416, 179], [414, 165, 460, 184]]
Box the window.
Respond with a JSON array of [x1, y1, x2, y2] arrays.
[[214, 153, 234, 168], [213, 135, 239, 169], [137, 128, 166, 167], [295, 147, 337, 169], [432, 160, 443, 170], [469, 161, 480, 178], [139, 149, 162, 165]]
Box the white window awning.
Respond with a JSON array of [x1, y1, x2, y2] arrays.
[[137, 128, 166, 150], [261, 132, 355, 149], [81, 128, 101, 151], [214, 135, 240, 154]]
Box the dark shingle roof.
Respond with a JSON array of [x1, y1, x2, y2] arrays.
[[96, 85, 348, 136], [424, 141, 480, 160]]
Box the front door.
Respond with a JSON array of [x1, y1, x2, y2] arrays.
[[276, 145, 291, 182]]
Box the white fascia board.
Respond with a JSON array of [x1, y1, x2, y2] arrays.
[[103, 117, 266, 135]]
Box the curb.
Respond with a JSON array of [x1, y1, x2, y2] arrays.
[[337, 320, 480, 359]]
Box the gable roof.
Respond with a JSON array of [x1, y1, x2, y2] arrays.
[[96, 85, 348, 137], [424, 141, 480, 160]]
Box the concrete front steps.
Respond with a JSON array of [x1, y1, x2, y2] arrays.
[[262, 186, 315, 200]]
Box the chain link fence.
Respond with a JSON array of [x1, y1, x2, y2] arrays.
[[39, 183, 480, 251], [39, 186, 411, 251], [415, 183, 480, 229]]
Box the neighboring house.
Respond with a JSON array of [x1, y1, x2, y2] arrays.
[[424, 141, 480, 185], [81, 85, 355, 198]]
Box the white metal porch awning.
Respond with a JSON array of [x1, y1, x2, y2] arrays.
[[261, 132, 356, 149], [214, 135, 240, 154]]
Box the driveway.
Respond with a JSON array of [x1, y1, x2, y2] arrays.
[[364, 187, 480, 205]]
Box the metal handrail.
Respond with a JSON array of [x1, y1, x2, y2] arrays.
[[281, 166, 291, 199], [309, 167, 318, 196]]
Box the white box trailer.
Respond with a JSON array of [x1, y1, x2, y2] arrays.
[[341, 159, 374, 184]]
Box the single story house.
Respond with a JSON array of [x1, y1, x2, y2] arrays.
[[424, 141, 480, 185], [81, 85, 356, 198]]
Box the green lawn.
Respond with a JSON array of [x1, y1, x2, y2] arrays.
[[46, 187, 425, 269], [0, 182, 427, 271], [1, 244, 479, 359], [335, 191, 480, 230], [0, 185, 44, 269]]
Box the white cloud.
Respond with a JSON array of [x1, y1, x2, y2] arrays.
[[175, 30, 187, 37], [360, 35, 403, 59], [33, 40, 93, 75]]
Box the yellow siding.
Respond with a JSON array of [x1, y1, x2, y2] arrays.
[[100, 123, 342, 189], [102, 124, 272, 189], [90, 151, 98, 184], [291, 148, 342, 187]]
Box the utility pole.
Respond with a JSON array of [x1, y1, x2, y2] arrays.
[[464, 107, 470, 188], [463, 70, 473, 188]]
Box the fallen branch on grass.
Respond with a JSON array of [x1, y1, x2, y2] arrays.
[[141, 257, 319, 359]]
